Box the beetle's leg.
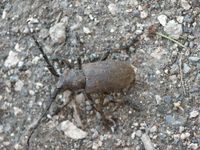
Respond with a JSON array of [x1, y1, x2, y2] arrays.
[[100, 49, 111, 61], [51, 92, 74, 116], [97, 94, 116, 129], [51, 56, 74, 69], [27, 23, 59, 77], [77, 56, 82, 69], [83, 92, 97, 111], [32, 35, 60, 77], [26, 87, 61, 150]]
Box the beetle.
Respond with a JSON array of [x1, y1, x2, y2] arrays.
[[26, 23, 136, 150]]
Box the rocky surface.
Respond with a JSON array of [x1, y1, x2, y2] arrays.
[[0, 0, 199, 150]]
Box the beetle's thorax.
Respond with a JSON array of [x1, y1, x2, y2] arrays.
[[57, 69, 85, 91]]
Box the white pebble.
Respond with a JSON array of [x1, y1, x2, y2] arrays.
[[164, 20, 182, 39], [92, 140, 103, 150], [60, 16, 69, 26], [35, 82, 43, 89], [189, 110, 199, 118], [150, 126, 157, 133], [14, 43, 22, 52], [176, 16, 184, 23], [4, 51, 19, 68], [181, 0, 191, 10], [18, 61, 24, 68], [83, 27, 91, 34], [136, 130, 142, 137], [49, 23, 66, 44], [140, 10, 148, 19], [180, 132, 190, 140], [32, 56, 40, 64], [108, 3, 117, 15], [131, 132, 136, 139], [188, 143, 199, 150], [179, 126, 185, 133], [57, 120, 87, 140], [155, 95, 161, 105], [157, 14, 167, 26], [2, 10, 7, 19], [14, 80, 24, 91], [29, 90, 35, 96], [13, 107, 23, 116]]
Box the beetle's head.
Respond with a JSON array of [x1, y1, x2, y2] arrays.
[[57, 69, 85, 92]]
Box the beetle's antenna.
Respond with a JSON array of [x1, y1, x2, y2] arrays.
[[26, 87, 61, 150], [27, 22, 60, 77]]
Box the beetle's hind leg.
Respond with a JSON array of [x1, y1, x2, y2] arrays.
[[100, 48, 111, 61]]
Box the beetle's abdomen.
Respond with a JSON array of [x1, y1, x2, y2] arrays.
[[82, 60, 135, 93]]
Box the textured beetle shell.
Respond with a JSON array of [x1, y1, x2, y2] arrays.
[[82, 60, 135, 93]]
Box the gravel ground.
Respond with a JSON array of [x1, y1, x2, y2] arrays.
[[0, 0, 200, 150]]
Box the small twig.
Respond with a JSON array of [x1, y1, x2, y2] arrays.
[[141, 133, 155, 150], [179, 54, 186, 96], [156, 32, 186, 48]]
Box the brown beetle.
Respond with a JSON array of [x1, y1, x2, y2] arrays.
[[26, 26, 136, 150], [58, 60, 135, 93]]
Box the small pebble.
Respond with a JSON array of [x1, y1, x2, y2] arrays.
[[4, 51, 19, 67], [86, 105, 92, 111], [188, 56, 200, 62], [14, 80, 24, 91], [157, 14, 167, 26], [92, 140, 103, 150], [165, 115, 186, 126], [189, 110, 199, 118], [170, 64, 179, 74], [164, 20, 182, 39], [179, 126, 185, 133], [60, 16, 69, 25], [140, 10, 148, 19], [32, 56, 40, 64], [155, 95, 161, 105], [131, 132, 136, 139], [108, 3, 117, 15], [181, 0, 191, 10], [188, 143, 199, 150], [150, 126, 157, 133], [75, 93, 85, 104], [57, 120, 87, 140], [29, 90, 35, 96], [177, 16, 184, 23], [163, 95, 172, 104], [183, 63, 191, 74], [13, 107, 23, 116], [49, 22, 66, 44], [180, 132, 190, 140], [10, 75, 19, 82], [136, 130, 142, 137], [2, 9, 7, 19], [14, 43, 23, 52], [83, 27, 91, 34]]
